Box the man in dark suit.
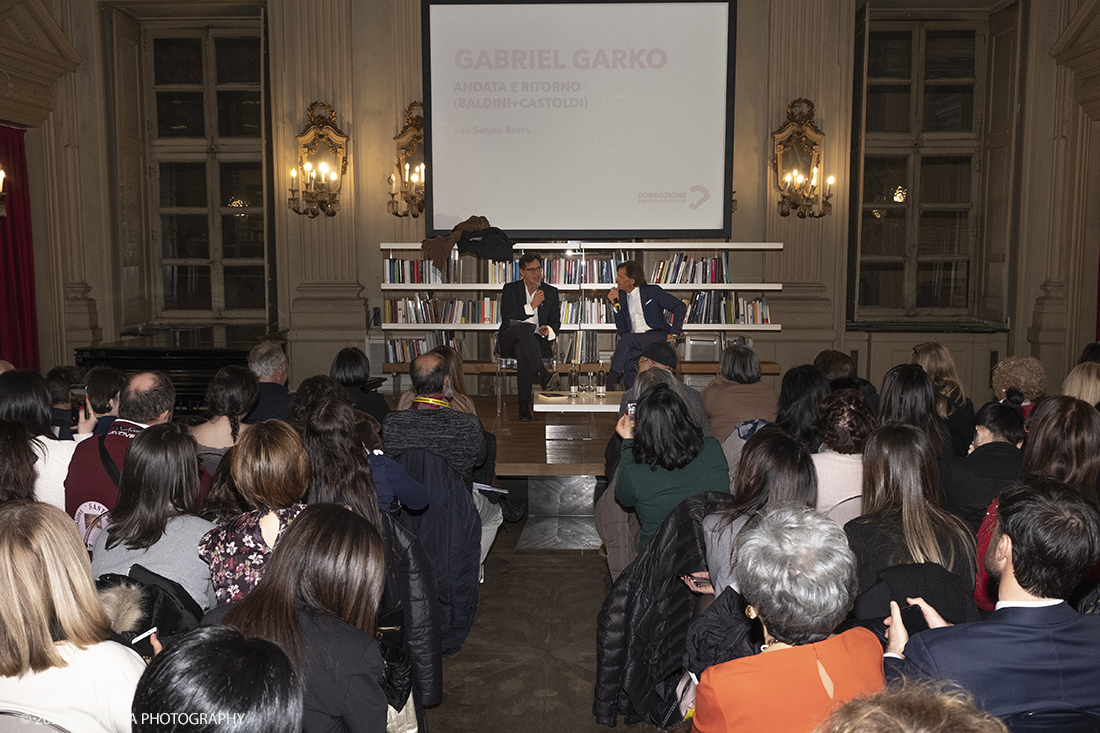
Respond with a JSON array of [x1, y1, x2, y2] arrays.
[[884, 475, 1100, 720], [606, 260, 686, 389], [942, 401, 1025, 532], [499, 252, 560, 420]]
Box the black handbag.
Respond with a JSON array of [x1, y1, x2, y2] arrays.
[[376, 608, 413, 710]]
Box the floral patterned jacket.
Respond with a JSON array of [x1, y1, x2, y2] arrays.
[[198, 504, 306, 605]]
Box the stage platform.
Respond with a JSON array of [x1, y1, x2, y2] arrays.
[[386, 393, 621, 477]]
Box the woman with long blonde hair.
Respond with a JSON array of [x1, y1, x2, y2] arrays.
[[911, 341, 975, 456], [0, 501, 146, 731]]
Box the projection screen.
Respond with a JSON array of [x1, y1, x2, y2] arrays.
[[423, 1, 736, 238]]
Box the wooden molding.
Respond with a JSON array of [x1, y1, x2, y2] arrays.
[[0, 0, 79, 126]]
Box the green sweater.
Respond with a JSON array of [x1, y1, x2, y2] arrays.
[[616, 436, 730, 549]]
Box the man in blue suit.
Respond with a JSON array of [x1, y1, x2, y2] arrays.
[[606, 260, 686, 389], [884, 475, 1100, 720]]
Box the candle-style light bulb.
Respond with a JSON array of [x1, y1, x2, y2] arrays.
[[290, 168, 298, 192], [404, 163, 410, 182], [330, 171, 337, 183], [0, 170, 6, 192], [826, 176, 835, 196], [389, 173, 397, 194], [304, 162, 313, 172]]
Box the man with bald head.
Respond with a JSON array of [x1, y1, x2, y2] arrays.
[[65, 371, 177, 533], [0, 359, 14, 374], [383, 352, 501, 575]]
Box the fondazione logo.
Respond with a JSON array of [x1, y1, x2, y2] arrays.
[[637, 186, 710, 209]]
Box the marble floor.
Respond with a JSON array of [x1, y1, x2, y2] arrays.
[[427, 478, 656, 733]]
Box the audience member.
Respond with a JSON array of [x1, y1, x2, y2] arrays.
[[244, 342, 290, 423], [0, 419, 36, 504], [701, 345, 778, 443], [383, 353, 488, 489], [813, 389, 876, 525], [830, 374, 881, 412], [701, 425, 816, 597], [91, 424, 217, 610], [816, 678, 1009, 733], [846, 423, 976, 595], [133, 626, 303, 733], [217, 504, 388, 733], [991, 356, 1045, 418], [942, 402, 1024, 532], [911, 341, 975, 456], [813, 349, 856, 381], [198, 446, 247, 525], [0, 370, 93, 510], [290, 374, 383, 450], [1060, 360, 1100, 406], [190, 365, 259, 474], [45, 364, 83, 435], [885, 476, 1100, 719], [397, 344, 477, 414], [498, 252, 560, 420], [81, 365, 126, 436], [1077, 340, 1100, 365], [0, 501, 146, 731], [972, 394, 1100, 610], [775, 364, 830, 453], [198, 420, 308, 604], [691, 506, 884, 733], [879, 364, 950, 459], [330, 346, 391, 425], [615, 383, 729, 549], [0, 359, 13, 373], [303, 398, 427, 515], [606, 259, 686, 389]]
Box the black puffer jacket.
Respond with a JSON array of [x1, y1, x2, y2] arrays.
[[380, 511, 443, 717], [594, 492, 728, 727]]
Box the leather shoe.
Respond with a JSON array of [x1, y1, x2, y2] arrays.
[[538, 368, 556, 391], [519, 402, 532, 421]]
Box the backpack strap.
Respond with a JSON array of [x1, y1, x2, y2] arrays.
[[98, 435, 122, 488]]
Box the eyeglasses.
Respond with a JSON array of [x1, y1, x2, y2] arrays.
[[523, 266, 542, 273]]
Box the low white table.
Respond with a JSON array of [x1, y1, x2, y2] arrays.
[[533, 390, 625, 412]]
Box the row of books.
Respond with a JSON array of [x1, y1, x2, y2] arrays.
[[487, 256, 625, 286], [382, 250, 464, 284], [384, 296, 500, 325], [384, 293, 770, 327], [383, 333, 458, 364], [561, 297, 616, 325], [648, 253, 731, 285]]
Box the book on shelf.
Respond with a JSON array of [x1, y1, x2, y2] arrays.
[[383, 249, 466, 285], [647, 254, 731, 285], [384, 296, 500, 325], [560, 296, 615, 326], [558, 330, 602, 364]]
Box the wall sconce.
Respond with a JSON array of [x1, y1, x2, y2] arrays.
[[288, 102, 348, 218], [773, 98, 834, 218], [388, 102, 425, 218], [0, 167, 6, 218]]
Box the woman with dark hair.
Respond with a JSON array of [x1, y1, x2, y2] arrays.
[[91, 423, 216, 609], [289, 374, 384, 451], [615, 384, 729, 549], [774, 364, 830, 452], [199, 420, 309, 604], [0, 419, 38, 504], [397, 344, 477, 415], [971, 394, 1100, 610], [189, 365, 260, 474], [813, 389, 876, 525], [217, 503, 388, 733], [0, 501, 146, 731], [0, 370, 94, 509], [133, 626, 303, 733], [911, 342, 976, 456], [701, 345, 779, 443], [991, 356, 1046, 418], [330, 346, 391, 424], [700, 425, 817, 596], [303, 398, 426, 516], [691, 506, 884, 733], [845, 423, 976, 594], [879, 364, 951, 459]]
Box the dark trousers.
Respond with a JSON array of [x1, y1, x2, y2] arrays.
[[499, 322, 553, 405], [610, 331, 667, 388]]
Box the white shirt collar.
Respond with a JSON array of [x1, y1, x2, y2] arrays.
[[994, 599, 1064, 610]]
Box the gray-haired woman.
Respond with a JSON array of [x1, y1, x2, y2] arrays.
[[690, 506, 884, 733]]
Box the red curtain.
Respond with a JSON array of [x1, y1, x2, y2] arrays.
[[0, 125, 39, 372]]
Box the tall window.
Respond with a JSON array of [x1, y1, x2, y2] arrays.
[[147, 25, 267, 320], [855, 21, 984, 318]]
